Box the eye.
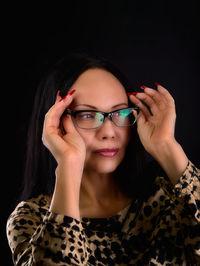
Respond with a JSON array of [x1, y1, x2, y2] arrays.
[[113, 109, 131, 117], [77, 112, 95, 120], [113, 111, 120, 117]]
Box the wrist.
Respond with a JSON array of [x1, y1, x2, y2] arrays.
[[50, 160, 82, 220], [151, 137, 178, 160], [56, 159, 84, 186], [151, 138, 188, 185], [57, 153, 85, 167]]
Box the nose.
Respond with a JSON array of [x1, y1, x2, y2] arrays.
[[96, 117, 117, 140]]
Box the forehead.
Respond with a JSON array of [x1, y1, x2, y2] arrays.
[[69, 68, 128, 110]]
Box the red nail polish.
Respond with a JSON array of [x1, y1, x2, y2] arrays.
[[155, 82, 160, 86], [69, 89, 76, 96], [59, 94, 68, 102], [59, 89, 76, 102], [140, 85, 147, 90], [127, 92, 140, 96], [59, 97, 64, 102]]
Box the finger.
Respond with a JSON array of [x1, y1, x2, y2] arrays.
[[137, 110, 146, 128], [45, 90, 76, 130], [142, 87, 167, 109], [129, 94, 152, 120], [62, 114, 80, 135], [135, 92, 159, 115], [155, 83, 175, 107], [42, 95, 74, 149]]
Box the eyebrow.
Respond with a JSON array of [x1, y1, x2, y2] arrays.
[[74, 103, 129, 109]]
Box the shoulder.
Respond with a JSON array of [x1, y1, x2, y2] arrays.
[[6, 194, 50, 251], [8, 194, 50, 221]]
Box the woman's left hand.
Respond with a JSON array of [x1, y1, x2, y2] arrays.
[[129, 83, 176, 159]]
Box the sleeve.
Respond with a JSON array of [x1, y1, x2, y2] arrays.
[[6, 200, 91, 265], [159, 160, 200, 262]]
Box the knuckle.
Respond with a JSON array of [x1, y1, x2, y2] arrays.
[[44, 112, 50, 120], [41, 132, 47, 145], [41, 127, 52, 145]]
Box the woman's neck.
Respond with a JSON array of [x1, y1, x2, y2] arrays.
[[79, 170, 126, 208]]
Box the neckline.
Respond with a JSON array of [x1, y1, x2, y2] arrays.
[[81, 200, 135, 233], [42, 194, 133, 221], [81, 200, 133, 221]]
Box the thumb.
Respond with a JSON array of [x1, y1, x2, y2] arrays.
[[62, 114, 79, 134], [137, 111, 146, 128]]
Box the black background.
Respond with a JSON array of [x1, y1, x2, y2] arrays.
[[3, 1, 200, 264]]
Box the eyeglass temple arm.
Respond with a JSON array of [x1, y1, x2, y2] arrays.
[[64, 109, 72, 115]]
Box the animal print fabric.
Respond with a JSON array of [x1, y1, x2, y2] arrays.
[[7, 161, 200, 265]]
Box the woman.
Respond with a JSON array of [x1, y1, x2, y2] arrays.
[[7, 54, 200, 265]]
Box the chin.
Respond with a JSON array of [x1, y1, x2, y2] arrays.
[[84, 151, 125, 174], [88, 159, 121, 174], [98, 164, 118, 174]]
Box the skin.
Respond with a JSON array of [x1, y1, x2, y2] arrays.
[[130, 86, 188, 185], [67, 69, 132, 216], [42, 68, 188, 220], [69, 69, 131, 176]]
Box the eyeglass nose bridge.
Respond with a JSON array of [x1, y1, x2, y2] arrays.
[[102, 113, 112, 122], [100, 112, 115, 124]]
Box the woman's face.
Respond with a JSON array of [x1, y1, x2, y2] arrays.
[[68, 68, 131, 174]]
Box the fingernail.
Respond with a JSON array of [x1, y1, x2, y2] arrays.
[[59, 89, 76, 102], [155, 82, 160, 86], [59, 96, 65, 102], [140, 85, 147, 90], [127, 92, 141, 96], [69, 89, 76, 96]]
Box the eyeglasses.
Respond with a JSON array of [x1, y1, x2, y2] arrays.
[[64, 107, 139, 129]]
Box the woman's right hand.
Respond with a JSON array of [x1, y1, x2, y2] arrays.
[[42, 90, 86, 165], [43, 90, 85, 219]]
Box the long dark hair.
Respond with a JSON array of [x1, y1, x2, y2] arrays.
[[19, 53, 165, 202]]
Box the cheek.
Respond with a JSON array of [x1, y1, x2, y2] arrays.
[[76, 129, 95, 149], [121, 128, 131, 147]]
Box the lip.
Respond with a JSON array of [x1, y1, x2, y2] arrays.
[[94, 148, 119, 158]]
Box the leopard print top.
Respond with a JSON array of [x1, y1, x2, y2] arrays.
[[7, 161, 200, 265]]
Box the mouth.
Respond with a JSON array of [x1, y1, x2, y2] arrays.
[[94, 148, 119, 158]]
